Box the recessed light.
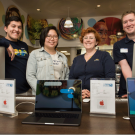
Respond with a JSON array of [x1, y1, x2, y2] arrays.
[[97, 5, 101, 7], [61, 51, 67, 53], [37, 9, 41, 12]]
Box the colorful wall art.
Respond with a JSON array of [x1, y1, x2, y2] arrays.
[[93, 17, 125, 46], [27, 15, 48, 45], [58, 17, 83, 40]]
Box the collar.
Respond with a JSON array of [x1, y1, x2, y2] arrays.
[[39, 47, 63, 57], [39, 47, 45, 52], [125, 35, 134, 44]]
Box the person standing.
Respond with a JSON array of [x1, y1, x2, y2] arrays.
[[69, 27, 115, 99], [113, 10, 135, 97], [0, 16, 30, 94], [26, 26, 69, 94]]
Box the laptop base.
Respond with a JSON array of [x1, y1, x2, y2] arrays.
[[22, 112, 81, 126]]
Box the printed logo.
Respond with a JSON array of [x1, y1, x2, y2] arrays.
[[3, 100, 7, 105], [6, 83, 13, 87], [14, 49, 28, 56], [94, 59, 99, 61], [103, 83, 113, 87], [100, 100, 104, 106], [2, 99, 8, 108]]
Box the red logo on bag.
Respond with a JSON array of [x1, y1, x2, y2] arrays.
[[3, 100, 7, 105], [100, 100, 104, 106]]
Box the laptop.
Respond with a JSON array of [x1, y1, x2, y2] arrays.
[[126, 78, 135, 130], [22, 80, 82, 126]]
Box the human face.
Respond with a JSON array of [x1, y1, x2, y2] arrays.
[[96, 22, 108, 45], [83, 33, 98, 50], [4, 21, 22, 42], [122, 13, 135, 36], [44, 29, 58, 50]]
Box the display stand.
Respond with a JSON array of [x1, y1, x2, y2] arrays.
[[90, 78, 116, 118], [0, 79, 17, 118], [0, 110, 18, 118]]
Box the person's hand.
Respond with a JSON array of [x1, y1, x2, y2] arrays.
[[82, 89, 90, 99], [6, 45, 15, 61], [121, 94, 127, 98]]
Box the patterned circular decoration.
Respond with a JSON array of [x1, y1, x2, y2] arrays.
[[58, 17, 83, 40], [88, 18, 96, 27]]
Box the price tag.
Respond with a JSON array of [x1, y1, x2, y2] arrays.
[[0, 80, 15, 114], [90, 79, 115, 116]]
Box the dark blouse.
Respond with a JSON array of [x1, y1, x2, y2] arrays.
[[69, 50, 115, 90]]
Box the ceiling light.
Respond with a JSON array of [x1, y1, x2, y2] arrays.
[[64, 7, 73, 28], [37, 9, 41, 12], [97, 5, 101, 7], [61, 51, 67, 53]]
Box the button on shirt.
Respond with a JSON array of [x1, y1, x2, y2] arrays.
[[113, 36, 134, 96]]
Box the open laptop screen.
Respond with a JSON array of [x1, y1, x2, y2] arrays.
[[35, 80, 82, 112], [127, 78, 135, 116]]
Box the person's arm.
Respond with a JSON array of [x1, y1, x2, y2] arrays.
[[0, 39, 15, 61], [119, 59, 132, 98], [119, 59, 132, 79], [0, 38, 9, 48], [26, 51, 37, 94], [113, 42, 129, 97], [6, 45, 15, 61]]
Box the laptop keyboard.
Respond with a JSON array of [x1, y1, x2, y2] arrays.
[[33, 113, 79, 119]]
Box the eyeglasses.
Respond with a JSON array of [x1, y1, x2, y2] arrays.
[[47, 35, 58, 40], [83, 36, 95, 40]]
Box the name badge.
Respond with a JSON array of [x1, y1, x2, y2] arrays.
[[120, 48, 128, 53]]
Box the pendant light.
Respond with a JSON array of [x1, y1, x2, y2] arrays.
[[64, 7, 73, 28]]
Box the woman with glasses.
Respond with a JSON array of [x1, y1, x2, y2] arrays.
[[26, 26, 69, 94], [69, 27, 115, 99]]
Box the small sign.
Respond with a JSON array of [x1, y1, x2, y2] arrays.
[[90, 79, 115, 116], [0, 79, 15, 114], [120, 48, 128, 53]]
